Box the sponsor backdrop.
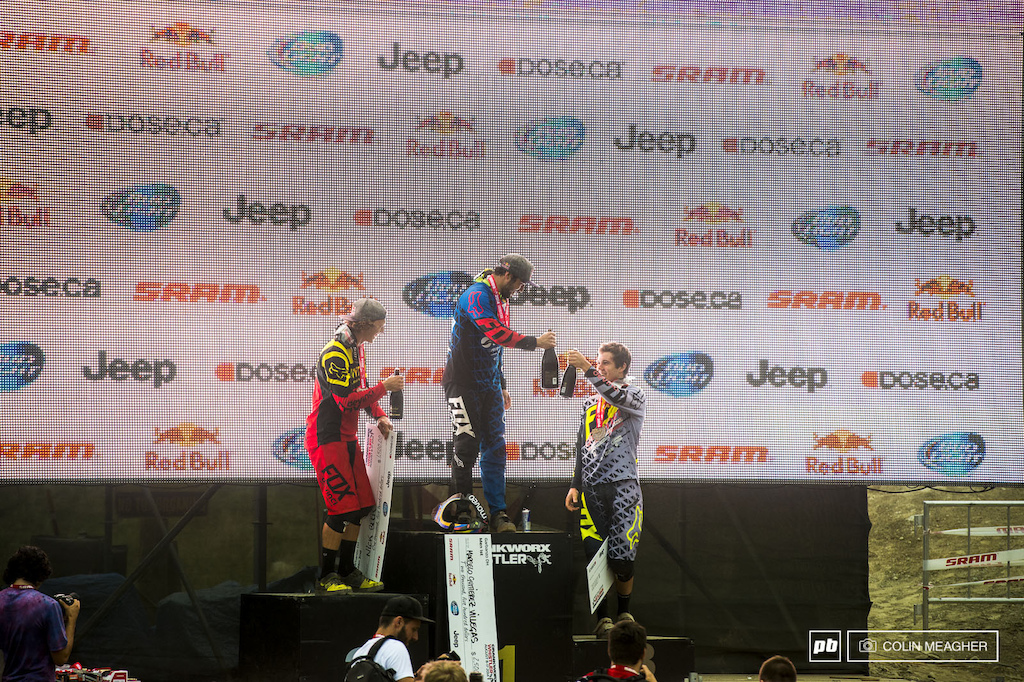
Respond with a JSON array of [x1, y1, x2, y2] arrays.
[[3, 1, 1022, 485]]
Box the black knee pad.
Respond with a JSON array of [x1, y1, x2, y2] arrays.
[[608, 558, 634, 582]]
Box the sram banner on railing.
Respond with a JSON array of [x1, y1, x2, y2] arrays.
[[924, 548, 1024, 571], [2, 0, 1021, 484]]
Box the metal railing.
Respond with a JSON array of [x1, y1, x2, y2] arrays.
[[920, 500, 1024, 629]]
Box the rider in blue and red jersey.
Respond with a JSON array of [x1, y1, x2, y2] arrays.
[[439, 254, 557, 533]]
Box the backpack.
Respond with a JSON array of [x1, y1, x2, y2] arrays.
[[344, 635, 398, 682]]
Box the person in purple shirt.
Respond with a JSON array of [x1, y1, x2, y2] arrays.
[[0, 546, 80, 682]]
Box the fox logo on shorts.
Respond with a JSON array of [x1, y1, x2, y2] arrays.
[[322, 464, 355, 502]]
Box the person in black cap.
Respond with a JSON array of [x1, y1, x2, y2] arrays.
[[438, 253, 557, 533], [306, 297, 405, 593], [349, 595, 435, 682]]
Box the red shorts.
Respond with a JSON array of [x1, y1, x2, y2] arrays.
[[310, 440, 375, 518]]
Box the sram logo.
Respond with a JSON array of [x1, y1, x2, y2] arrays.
[[0, 442, 96, 460], [519, 215, 634, 235], [379, 366, 444, 385], [0, 31, 90, 53], [651, 65, 765, 84], [945, 553, 997, 568], [767, 290, 885, 310], [866, 139, 977, 158], [654, 445, 769, 463], [134, 282, 265, 304], [253, 123, 373, 144]]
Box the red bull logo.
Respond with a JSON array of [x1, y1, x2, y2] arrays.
[[812, 53, 871, 76], [908, 277, 984, 322], [813, 429, 873, 453], [151, 23, 215, 46], [914, 276, 974, 299], [293, 271, 370, 317], [806, 456, 882, 476], [301, 269, 365, 292], [803, 55, 880, 100], [682, 202, 743, 224], [416, 111, 474, 135], [153, 422, 221, 447], [0, 178, 51, 227], [408, 112, 485, 159], [0, 179, 39, 202]]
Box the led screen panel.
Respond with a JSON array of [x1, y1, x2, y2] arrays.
[[3, 2, 1022, 484]]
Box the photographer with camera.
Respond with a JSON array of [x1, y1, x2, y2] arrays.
[[0, 545, 80, 681]]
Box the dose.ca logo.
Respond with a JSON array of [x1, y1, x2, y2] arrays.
[[808, 631, 842, 663]]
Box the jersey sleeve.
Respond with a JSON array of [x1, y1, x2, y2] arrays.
[[585, 369, 646, 417], [464, 287, 538, 350]]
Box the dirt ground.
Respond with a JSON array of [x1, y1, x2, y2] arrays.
[[866, 486, 1024, 682]]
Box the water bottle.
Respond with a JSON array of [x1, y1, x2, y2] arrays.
[[541, 341, 559, 389], [560, 363, 577, 398], [389, 369, 403, 419]]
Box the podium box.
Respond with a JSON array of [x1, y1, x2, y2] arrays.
[[238, 592, 431, 682], [381, 529, 573, 682]]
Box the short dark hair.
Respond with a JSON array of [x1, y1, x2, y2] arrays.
[[759, 655, 797, 682], [607, 620, 646, 667], [599, 342, 631, 374], [3, 545, 52, 586]]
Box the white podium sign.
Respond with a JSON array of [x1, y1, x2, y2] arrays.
[[356, 423, 396, 582], [444, 534, 500, 682]]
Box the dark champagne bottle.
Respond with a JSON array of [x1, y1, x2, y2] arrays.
[[389, 369, 403, 419], [541, 345, 559, 389], [560, 364, 577, 398]]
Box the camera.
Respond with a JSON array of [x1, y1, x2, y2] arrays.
[[54, 592, 79, 606], [858, 638, 877, 653]]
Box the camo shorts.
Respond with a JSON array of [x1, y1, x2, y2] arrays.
[[580, 479, 643, 562]]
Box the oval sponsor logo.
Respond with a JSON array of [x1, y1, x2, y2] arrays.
[[450, 601, 460, 616], [917, 432, 985, 477], [101, 184, 181, 232], [644, 352, 713, 397], [402, 271, 475, 318], [0, 342, 45, 391], [515, 117, 585, 160], [916, 57, 982, 100], [269, 31, 344, 76], [791, 206, 860, 250], [271, 428, 312, 470]]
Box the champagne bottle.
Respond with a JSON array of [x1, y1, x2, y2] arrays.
[[541, 342, 559, 389], [389, 369, 403, 419], [560, 364, 577, 398]]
